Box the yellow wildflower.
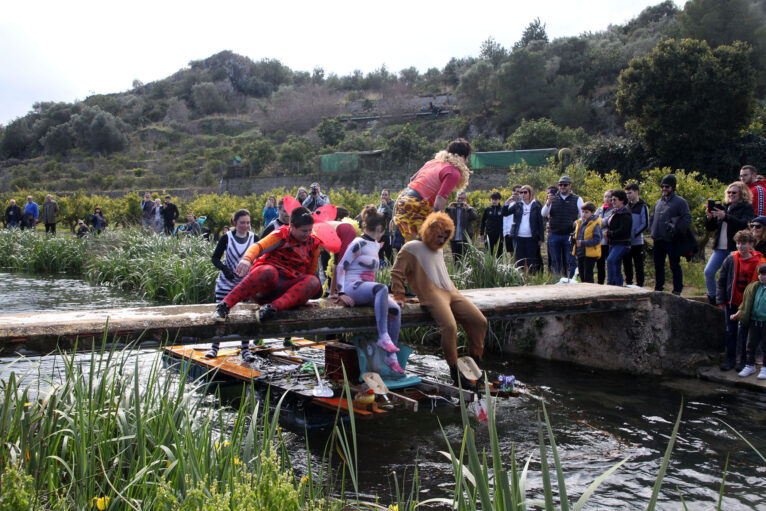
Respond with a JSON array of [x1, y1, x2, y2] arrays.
[[387, 505, 398, 511], [233, 456, 242, 466], [90, 496, 110, 510], [301, 476, 309, 484]]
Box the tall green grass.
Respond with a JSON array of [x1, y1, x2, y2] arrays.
[[0, 342, 354, 510], [0, 229, 218, 304]]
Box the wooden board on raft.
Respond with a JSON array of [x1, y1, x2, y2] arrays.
[[164, 346, 261, 381]]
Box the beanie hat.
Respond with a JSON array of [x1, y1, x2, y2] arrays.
[[660, 174, 677, 189]]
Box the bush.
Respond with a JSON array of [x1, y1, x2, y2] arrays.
[[505, 118, 590, 150]]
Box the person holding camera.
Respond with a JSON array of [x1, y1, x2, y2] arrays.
[[302, 182, 330, 212], [650, 174, 692, 295], [704, 181, 754, 303], [445, 190, 477, 262]]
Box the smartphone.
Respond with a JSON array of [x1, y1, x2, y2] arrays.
[[707, 199, 724, 211]]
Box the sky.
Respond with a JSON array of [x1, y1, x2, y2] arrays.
[[0, 0, 672, 125]]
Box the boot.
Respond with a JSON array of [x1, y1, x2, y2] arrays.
[[449, 364, 477, 391], [211, 302, 230, 322]]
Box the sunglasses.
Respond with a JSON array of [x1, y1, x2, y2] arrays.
[[520, 190, 529, 194], [752, 224, 764, 229], [558, 183, 571, 187], [726, 191, 738, 195], [661, 185, 672, 189]]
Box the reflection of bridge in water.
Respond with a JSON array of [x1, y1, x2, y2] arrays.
[[0, 284, 724, 377]]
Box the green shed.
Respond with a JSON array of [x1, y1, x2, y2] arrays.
[[470, 149, 557, 169]]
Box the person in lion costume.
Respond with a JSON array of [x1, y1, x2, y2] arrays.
[[390, 212, 487, 388]]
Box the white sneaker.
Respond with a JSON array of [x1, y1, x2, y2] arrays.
[[738, 365, 756, 377], [758, 367, 766, 380]]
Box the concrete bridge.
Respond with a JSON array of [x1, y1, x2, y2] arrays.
[[0, 284, 724, 376]]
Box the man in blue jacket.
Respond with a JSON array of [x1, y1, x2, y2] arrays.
[[22, 195, 38, 230], [650, 174, 691, 295], [624, 182, 650, 287]]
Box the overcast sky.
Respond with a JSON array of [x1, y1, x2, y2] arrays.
[[0, 0, 672, 125]]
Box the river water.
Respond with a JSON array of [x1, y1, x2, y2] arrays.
[[1, 273, 765, 509]]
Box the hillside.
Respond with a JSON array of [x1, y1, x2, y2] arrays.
[[1, 0, 766, 193]]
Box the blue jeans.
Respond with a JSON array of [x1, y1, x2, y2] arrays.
[[704, 249, 729, 298], [606, 245, 630, 286], [549, 233, 576, 278]]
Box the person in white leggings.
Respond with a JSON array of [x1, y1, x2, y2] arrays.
[[335, 205, 404, 373]]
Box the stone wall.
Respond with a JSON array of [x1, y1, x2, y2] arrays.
[[221, 166, 513, 195], [496, 292, 724, 376]]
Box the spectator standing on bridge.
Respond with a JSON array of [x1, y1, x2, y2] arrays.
[[505, 185, 544, 273], [739, 165, 766, 217], [302, 182, 330, 212], [446, 190, 477, 262], [5, 199, 21, 229], [481, 191, 505, 258], [162, 195, 179, 235], [141, 192, 155, 231], [571, 202, 602, 283], [212, 206, 324, 336], [263, 195, 278, 226], [717, 229, 765, 372], [394, 139, 473, 243], [752, 216, 766, 255], [503, 186, 521, 258], [650, 174, 692, 295], [732, 262, 766, 380], [542, 176, 583, 278], [335, 206, 404, 373], [377, 189, 394, 263], [207, 209, 258, 361], [605, 190, 632, 287], [22, 195, 38, 230], [391, 212, 487, 389], [261, 198, 290, 238], [623, 183, 650, 288], [41, 194, 59, 234], [595, 190, 614, 285], [703, 181, 754, 303]]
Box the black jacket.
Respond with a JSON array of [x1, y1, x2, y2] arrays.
[[705, 201, 754, 252], [607, 207, 633, 246], [480, 204, 504, 237], [161, 202, 180, 223], [505, 200, 544, 243], [5, 205, 21, 225]]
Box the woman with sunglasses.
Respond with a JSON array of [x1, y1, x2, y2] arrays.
[[752, 216, 766, 254], [504, 184, 544, 272], [704, 181, 754, 304]]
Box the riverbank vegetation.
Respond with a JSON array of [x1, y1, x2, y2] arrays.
[[2, 1, 765, 193]]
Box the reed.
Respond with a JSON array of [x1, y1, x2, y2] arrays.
[[0, 342, 349, 510]]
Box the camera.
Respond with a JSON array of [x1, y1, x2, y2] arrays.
[[310, 185, 318, 195]]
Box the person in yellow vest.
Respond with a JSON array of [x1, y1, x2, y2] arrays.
[[571, 202, 602, 283]]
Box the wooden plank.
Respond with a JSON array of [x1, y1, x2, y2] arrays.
[[164, 345, 261, 381]]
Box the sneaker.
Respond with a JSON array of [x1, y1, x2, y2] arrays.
[[240, 348, 256, 363], [376, 333, 400, 353], [212, 302, 230, 322], [719, 360, 735, 371], [204, 348, 218, 359], [758, 367, 766, 380], [256, 304, 277, 323], [282, 337, 296, 347], [738, 365, 756, 377], [735, 361, 745, 372], [384, 353, 405, 374]]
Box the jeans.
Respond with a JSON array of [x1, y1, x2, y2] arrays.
[[724, 304, 748, 366], [746, 320, 766, 366], [577, 256, 597, 283], [549, 233, 576, 278], [607, 245, 630, 286], [596, 245, 609, 284], [704, 249, 729, 298], [514, 237, 541, 273], [653, 239, 683, 294]]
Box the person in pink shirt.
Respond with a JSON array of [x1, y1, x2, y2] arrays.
[[393, 139, 472, 242]]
